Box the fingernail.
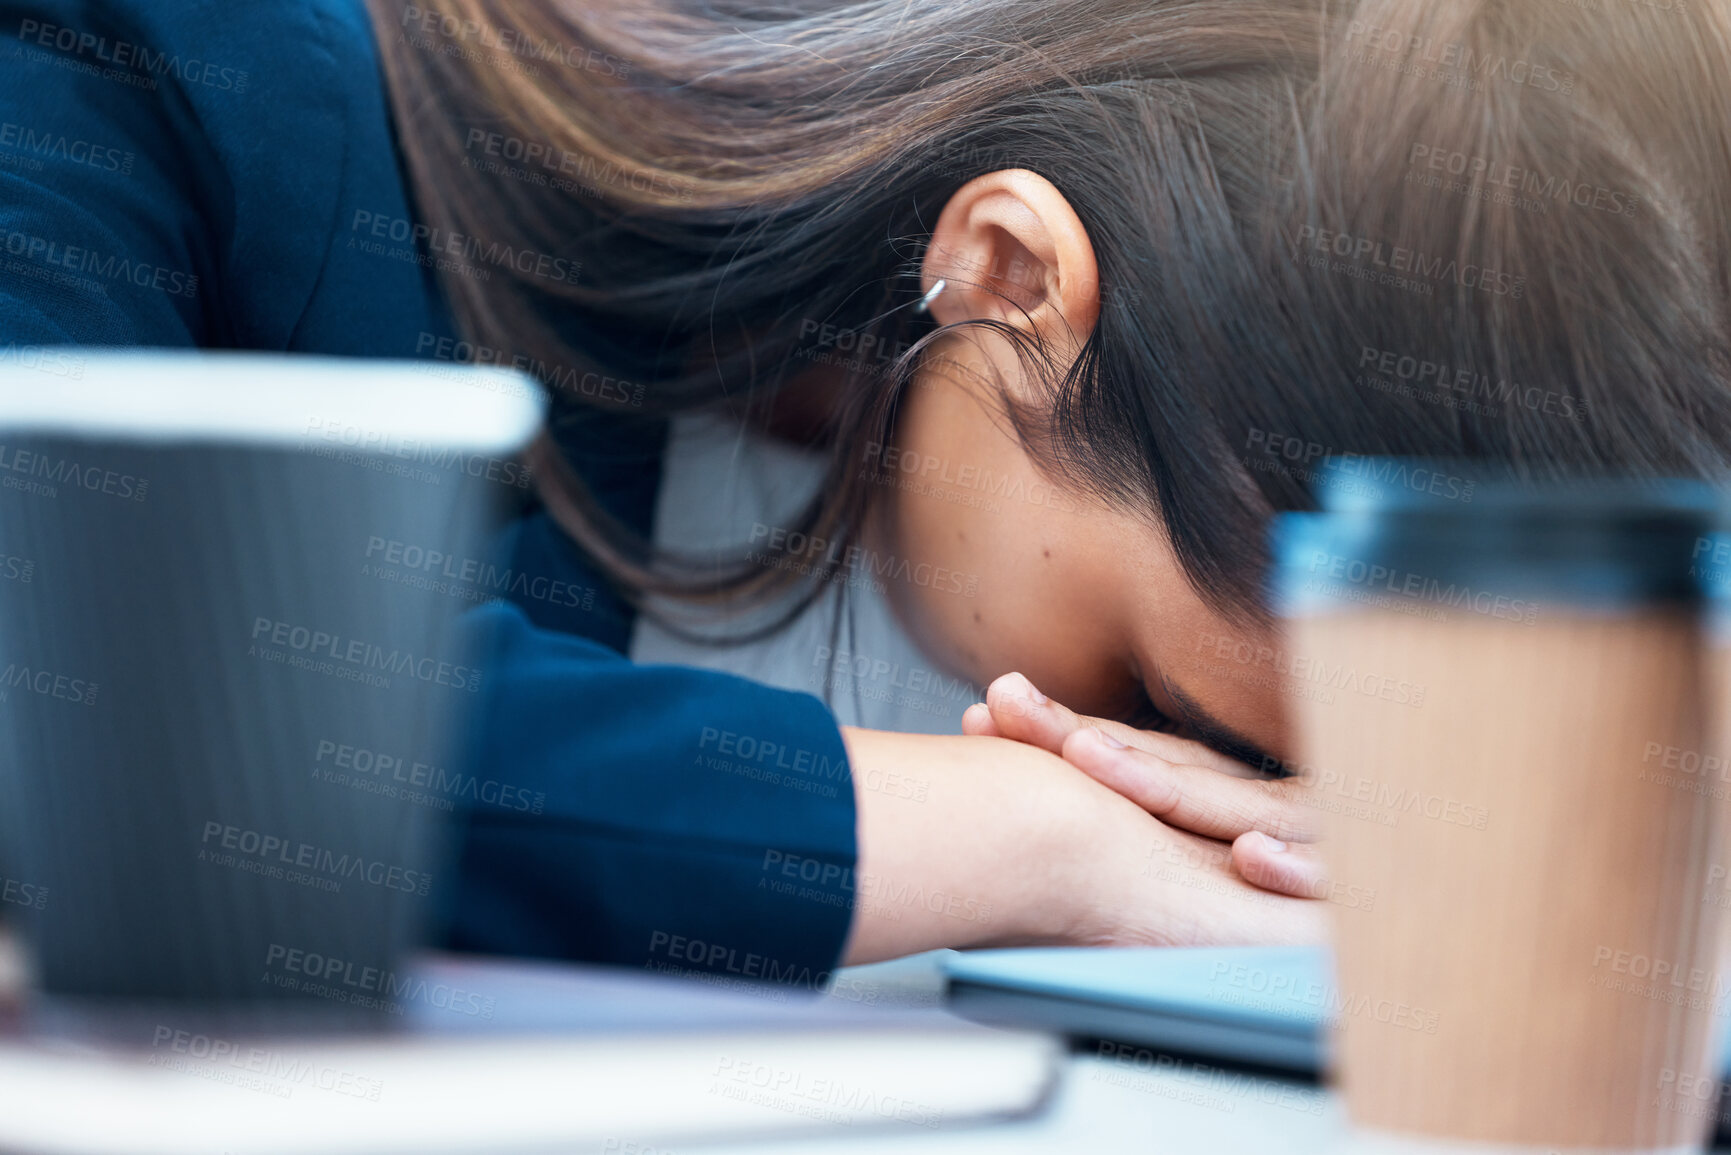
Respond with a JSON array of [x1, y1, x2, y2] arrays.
[[1093, 727, 1126, 749], [1017, 674, 1048, 705], [1263, 834, 1288, 852]]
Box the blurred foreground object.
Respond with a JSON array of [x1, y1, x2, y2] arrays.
[[0, 353, 542, 1004], [1277, 467, 1723, 1148]]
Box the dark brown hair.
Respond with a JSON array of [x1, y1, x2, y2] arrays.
[[368, 0, 1731, 627]]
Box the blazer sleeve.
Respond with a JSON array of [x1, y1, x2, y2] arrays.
[[0, 13, 210, 349], [0, 0, 864, 985], [448, 600, 859, 987]]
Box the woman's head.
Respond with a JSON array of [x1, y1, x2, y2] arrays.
[[370, 0, 1731, 754]]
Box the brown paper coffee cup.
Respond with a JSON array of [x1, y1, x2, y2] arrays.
[[1275, 470, 1723, 1149]]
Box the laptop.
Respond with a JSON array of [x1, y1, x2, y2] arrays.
[[948, 946, 1330, 1073], [947, 943, 1731, 1141]]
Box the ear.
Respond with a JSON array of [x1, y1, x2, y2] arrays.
[[921, 169, 1101, 352]]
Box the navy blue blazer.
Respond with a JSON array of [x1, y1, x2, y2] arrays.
[[0, 0, 857, 982]]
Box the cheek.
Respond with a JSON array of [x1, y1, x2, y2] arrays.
[[878, 509, 1145, 714], [875, 362, 1146, 711]]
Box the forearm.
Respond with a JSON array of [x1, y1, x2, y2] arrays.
[[838, 727, 1095, 965]]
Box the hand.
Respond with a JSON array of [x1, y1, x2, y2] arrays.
[[962, 672, 1328, 903], [839, 727, 1326, 964]]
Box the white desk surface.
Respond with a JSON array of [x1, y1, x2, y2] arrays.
[[3, 935, 1726, 1154], [683, 951, 1348, 1155], [0, 938, 1342, 1153], [681, 1050, 1344, 1155], [703, 951, 1731, 1155]]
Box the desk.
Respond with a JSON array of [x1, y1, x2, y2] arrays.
[[3, 933, 1728, 1154], [743, 951, 1348, 1154], [753, 952, 1731, 1155]]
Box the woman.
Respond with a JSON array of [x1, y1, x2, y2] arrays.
[[3, 0, 1728, 983]]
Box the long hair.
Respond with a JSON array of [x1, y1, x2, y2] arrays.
[[367, 0, 1731, 628]]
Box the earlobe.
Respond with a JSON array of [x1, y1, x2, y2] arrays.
[[921, 169, 1101, 350]]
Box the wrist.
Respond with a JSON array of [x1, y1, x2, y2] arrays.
[[977, 738, 1105, 948], [839, 728, 1090, 961]]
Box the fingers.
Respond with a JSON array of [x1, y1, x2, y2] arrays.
[[1062, 726, 1318, 844], [1222, 884, 1331, 945], [981, 671, 1153, 754], [978, 672, 1264, 780], [980, 672, 1084, 753], [960, 701, 1000, 737], [1134, 829, 1330, 947], [1190, 878, 1331, 947], [1118, 728, 1271, 780], [1232, 831, 1328, 900]]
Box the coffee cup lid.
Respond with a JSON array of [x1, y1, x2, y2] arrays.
[[1272, 460, 1718, 614]]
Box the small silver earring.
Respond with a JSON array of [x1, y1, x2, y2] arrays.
[[914, 279, 946, 314]]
